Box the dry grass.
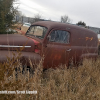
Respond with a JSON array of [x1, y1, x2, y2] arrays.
[[21, 26, 29, 33], [13, 23, 22, 29], [0, 56, 100, 100], [13, 23, 28, 34]]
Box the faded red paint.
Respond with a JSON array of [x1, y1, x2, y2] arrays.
[[0, 21, 98, 68], [26, 36, 39, 44]]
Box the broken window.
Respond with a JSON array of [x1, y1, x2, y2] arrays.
[[49, 30, 70, 43]]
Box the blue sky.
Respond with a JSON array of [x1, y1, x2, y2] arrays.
[[17, 0, 100, 27]]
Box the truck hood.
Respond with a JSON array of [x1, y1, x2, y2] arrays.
[[0, 34, 36, 52]]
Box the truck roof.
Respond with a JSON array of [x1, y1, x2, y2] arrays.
[[32, 21, 96, 34]]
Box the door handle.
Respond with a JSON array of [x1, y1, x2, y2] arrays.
[[66, 49, 71, 51]]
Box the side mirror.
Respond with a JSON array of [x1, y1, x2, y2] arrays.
[[47, 35, 51, 41]]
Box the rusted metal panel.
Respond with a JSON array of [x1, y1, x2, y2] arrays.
[[0, 34, 35, 52], [0, 51, 41, 66]]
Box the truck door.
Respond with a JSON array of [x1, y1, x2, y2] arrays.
[[43, 29, 71, 69]]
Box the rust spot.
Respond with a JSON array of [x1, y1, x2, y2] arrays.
[[54, 55, 61, 60], [86, 37, 89, 41], [90, 37, 93, 41], [86, 37, 93, 41]]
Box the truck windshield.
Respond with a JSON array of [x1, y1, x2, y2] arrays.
[[26, 25, 48, 39]]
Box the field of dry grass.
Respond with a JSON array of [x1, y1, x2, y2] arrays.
[[0, 54, 100, 100]]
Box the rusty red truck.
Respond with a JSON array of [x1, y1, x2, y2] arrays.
[[0, 21, 98, 69]]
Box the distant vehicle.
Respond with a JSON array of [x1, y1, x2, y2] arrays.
[[0, 21, 98, 69], [23, 23, 31, 27]]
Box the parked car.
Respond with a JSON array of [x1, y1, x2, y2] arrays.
[[23, 22, 31, 27], [0, 21, 98, 69]]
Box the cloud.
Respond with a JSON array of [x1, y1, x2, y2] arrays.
[[18, 0, 100, 27]]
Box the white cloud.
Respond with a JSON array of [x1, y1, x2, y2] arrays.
[[18, 0, 100, 27]]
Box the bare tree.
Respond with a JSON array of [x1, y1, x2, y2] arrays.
[[16, 11, 23, 16], [33, 14, 42, 22], [61, 15, 71, 23]]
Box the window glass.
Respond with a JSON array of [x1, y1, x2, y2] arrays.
[[26, 26, 48, 39], [49, 30, 70, 43]]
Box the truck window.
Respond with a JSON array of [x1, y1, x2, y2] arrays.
[[49, 30, 70, 43], [26, 26, 48, 39]]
